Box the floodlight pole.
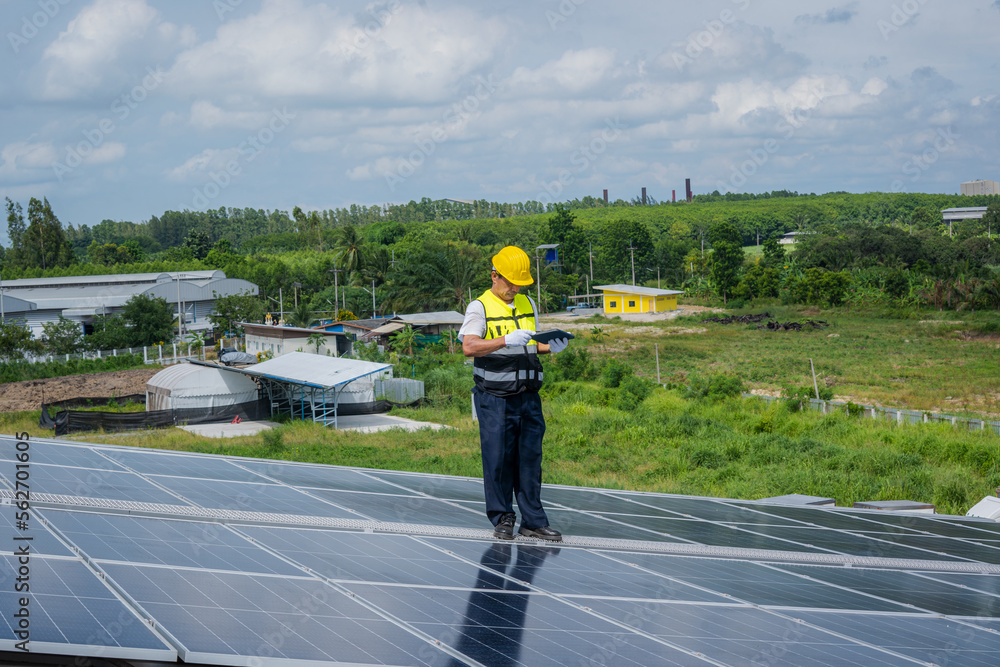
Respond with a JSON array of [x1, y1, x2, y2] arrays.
[[535, 248, 542, 312], [176, 274, 182, 339]]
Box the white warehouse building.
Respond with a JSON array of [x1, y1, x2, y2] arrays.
[[0, 270, 258, 338]]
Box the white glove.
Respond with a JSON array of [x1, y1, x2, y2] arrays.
[[548, 337, 569, 354], [504, 329, 534, 347]]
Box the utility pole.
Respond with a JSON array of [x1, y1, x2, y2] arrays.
[[628, 240, 636, 286], [176, 274, 182, 339], [279, 287, 284, 324], [657, 267, 661, 289], [293, 282, 301, 308], [589, 242, 594, 282], [329, 266, 342, 318], [535, 248, 542, 312]]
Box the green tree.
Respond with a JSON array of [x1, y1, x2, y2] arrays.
[[708, 221, 743, 305], [21, 197, 74, 270], [0, 321, 43, 362], [86, 314, 134, 351], [596, 219, 654, 284], [42, 316, 84, 355], [333, 224, 366, 275], [983, 201, 1000, 239], [286, 302, 317, 329], [4, 197, 26, 270], [121, 294, 176, 346], [390, 324, 418, 356], [307, 332, 326, 354], [209, 290, 267, 335], [760, 238, 786, 269], [183, 230, 212, 259]]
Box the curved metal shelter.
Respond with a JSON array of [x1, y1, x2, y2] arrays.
[[230, 351, 392, 427]]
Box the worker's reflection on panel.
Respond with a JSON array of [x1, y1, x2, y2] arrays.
[[450, 542, 560, 666]]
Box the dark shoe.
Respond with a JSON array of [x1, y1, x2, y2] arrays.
[[494, 513, 516, 540], [518, 525, 562, 542]]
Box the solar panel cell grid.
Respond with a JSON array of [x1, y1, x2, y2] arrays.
[[9, 438, 1000, 666]]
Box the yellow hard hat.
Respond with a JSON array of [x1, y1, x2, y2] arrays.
[[492, 245, 534, 286]]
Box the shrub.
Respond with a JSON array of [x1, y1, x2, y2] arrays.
[[600, 359, 634, 388], [685, 373, 746, 400], [551, 347, 596, 382]]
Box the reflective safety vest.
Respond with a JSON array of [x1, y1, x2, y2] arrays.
[[473, 289, 544, 397]]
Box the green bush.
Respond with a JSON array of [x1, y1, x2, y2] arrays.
[[600, 359, 634, 388], [551, 347, 597, 382], [784, 384, 834, 401], [0, 353, 150, 384], [421, 364, 472, 399], [685, 373, 746, 400]]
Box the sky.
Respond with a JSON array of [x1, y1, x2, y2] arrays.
[[0, 0, 998, 239]]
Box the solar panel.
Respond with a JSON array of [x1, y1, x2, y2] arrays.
[[774, 564, 1000, 617], [429, 539, 726, 602], [6, 463, 187, 504], [341, 583, 710, 666], [607, 553, 911, 611], [98, 448, 272, 482], [306, 487, 485, 526], [610, 493, 806, 526], [0, 556, 175, 661], [240, 459, 418, 494], [99, 562, 449, 665], [793, 611, 1000, 666], [238, 526, 529, 589], [0, 441, 125, 470], [582, 599, 923, 666], [9, 434, 1000, 666], [42, 509, 302, 575], [0, 505, 74, 556], [144, 475, 361, 517]]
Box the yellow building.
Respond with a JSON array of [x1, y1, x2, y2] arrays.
[[594, 285, 684, 314]]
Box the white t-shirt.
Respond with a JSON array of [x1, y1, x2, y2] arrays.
[[458, 295, 538, 341]]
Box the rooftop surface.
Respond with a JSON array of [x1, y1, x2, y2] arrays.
[[594, 284, 685, 297], [3, 435, 1000, 665]]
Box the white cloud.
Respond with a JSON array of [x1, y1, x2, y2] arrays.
[[189, 101, 270, 130], [0, 141, 58, 176], [82, 141, 127, 165], [167, 0, 506, 105], [166, 148, 241, 181], [508, 48, 617, 96], [861, 77, 888, 96], [36, 0, 185, 100]]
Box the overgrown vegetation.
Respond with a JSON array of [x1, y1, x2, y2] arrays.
[[0, 353, 155, 384]]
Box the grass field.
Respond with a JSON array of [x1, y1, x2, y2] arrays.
[[566, 306, 1000, 417], [13, 305, 1000, 515]]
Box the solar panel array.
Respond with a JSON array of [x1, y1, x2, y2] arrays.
[[3, 435, 1000, 665]]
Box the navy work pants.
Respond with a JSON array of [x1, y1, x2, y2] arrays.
[[475, 389, 549, 530]]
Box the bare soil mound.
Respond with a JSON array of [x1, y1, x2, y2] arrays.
[[0, 368, 161, 413]]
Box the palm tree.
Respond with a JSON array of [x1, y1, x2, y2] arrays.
[[390, 325, 419, 356], [333, 225, 365, 275], [286, 303, 317, 328]]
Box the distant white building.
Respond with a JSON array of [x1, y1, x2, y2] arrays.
[[0, 270, 258, 339], [242, 322, 351, 359], [778, 231, 813, 245], [961, 180, 999, 196], [941, 207, 989, 236]]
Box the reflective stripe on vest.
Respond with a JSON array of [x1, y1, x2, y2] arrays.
[[473, 289, 544, 396]]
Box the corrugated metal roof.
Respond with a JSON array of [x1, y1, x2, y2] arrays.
[[235, 352, 391, 389], [0, 294, 37, 313], [396, 311, 465, 325], [366, 321, 407, 336], [594, 285, 685, 297], [2, 271, 224, 290]]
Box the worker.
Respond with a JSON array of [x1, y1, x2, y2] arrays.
[[459, 245, 569, 541]]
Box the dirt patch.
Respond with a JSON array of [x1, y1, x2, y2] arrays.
[[0, 368, 161, 413], [541, 321, 708, 336]]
